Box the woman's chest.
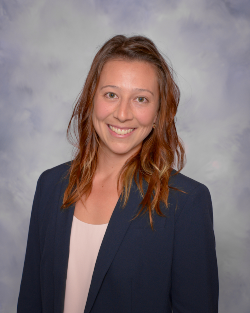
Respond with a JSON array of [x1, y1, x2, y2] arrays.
[[74, 184, 120, 225]]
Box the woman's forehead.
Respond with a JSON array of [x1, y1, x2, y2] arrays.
[[98, 59, 159, 91]]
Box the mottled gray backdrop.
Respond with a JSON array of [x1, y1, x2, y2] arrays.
[[0, 0, 250, 312]]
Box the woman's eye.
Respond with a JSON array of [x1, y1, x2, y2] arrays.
[[106, 92, 117, 99], [137, 97, 147, 103]]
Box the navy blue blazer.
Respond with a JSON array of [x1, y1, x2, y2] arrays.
[[17, 162, 219, 313]]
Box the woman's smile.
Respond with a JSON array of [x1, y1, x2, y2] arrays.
[[107, 124, 136, 137]]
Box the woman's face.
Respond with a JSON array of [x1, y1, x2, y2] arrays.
[[92, 59, 159, 158]]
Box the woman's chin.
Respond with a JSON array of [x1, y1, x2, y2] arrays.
[[103, 144, 141, 157]]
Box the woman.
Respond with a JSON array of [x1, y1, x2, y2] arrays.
[[17, 35, 219, 313]]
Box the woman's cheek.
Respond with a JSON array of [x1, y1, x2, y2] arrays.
[[136, 108, 157, 127], [94, 100, 113, 120]]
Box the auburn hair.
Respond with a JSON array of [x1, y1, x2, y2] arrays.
[[62, 35, 185, 230]]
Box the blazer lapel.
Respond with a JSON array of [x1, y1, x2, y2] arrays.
[[53, 177, 74, 313], [84, 179, 143, 313], [53, 174, 144, 313]]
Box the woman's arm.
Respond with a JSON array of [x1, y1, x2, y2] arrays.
[[170, 184, 219, 312], [17, 175, 43, 313]]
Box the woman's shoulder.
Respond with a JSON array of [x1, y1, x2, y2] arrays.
[[168, 170, 213, 221], [28, 162, 72, 229], [36, 161, 72, 199], [169, 170, 210, 195], [39, 161, 71, 184]]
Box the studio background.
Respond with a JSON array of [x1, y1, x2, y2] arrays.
[[0, 0, 250, 312]]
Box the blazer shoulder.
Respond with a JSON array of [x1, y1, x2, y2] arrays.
[[169, 170, 210, 194], [31, 162, 72, 222], [168, 171, 213, 222], [36, 161, 71, 203], [39, 161, 71, 186]]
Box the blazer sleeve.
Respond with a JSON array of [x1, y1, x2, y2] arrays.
[[17, 175, 43, 313], [170, 184, 219, 313]]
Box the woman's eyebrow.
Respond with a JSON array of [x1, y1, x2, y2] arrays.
[[134, 88, 154, 96], [101, 85, 118, 90], [100, 85, 154, 96]]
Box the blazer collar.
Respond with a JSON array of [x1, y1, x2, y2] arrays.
[[53, 174, 143, 313]]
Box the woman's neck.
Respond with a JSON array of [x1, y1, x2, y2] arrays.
[[95, 144, 141, 180]]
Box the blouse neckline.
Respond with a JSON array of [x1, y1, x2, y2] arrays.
[[73, 215, 108, 226]]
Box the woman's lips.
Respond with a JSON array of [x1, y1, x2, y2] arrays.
[[108, 124, 135, 130], [107, 124, 136, 137]]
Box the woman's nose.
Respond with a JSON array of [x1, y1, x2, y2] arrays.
[[113, 98, 133, 122]]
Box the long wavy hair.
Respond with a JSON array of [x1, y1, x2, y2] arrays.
[[62, 35, 185, 230]]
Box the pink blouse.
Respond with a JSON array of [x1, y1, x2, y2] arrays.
[[63, 216, 108, 313]]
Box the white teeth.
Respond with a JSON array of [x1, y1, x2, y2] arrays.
[[109, 125, 134, 135]]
